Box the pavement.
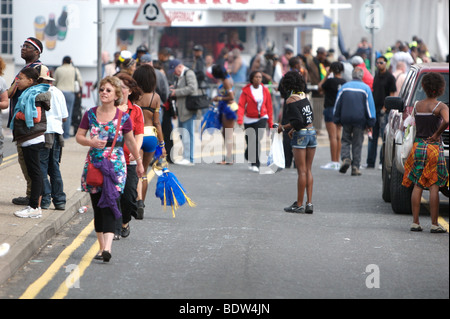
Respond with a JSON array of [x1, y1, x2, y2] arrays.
[[0, 137, 91, 286], [0, 122, 330, 287]]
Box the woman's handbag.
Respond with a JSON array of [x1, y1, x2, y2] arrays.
[[86, 110, 123, 187], [401, 102, 417, 162]]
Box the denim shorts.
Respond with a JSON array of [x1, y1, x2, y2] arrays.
[[323, 107, 334, 122], [291, 128, 317, 149]]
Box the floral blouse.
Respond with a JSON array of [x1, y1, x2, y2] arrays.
[[79, 107, 132, 194]]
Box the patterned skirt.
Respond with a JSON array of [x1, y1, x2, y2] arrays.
[[402, 138, 449, 189]]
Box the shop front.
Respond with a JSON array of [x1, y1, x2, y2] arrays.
[[12, 0, 348, 108]]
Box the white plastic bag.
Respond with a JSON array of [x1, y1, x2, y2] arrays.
[[267, 132, 285, 172], [401, 102, 417, 162], [401, 121, 416, 162]]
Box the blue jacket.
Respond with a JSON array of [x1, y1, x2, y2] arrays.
[[333, 80, 376, 129]]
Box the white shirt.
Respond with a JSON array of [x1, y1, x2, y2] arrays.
[[45, 86, 69, 134], [244, 85, 268, 124]]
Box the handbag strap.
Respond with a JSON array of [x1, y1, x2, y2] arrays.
[[108, 110, 123, 158], [89, 109, 123, 162]]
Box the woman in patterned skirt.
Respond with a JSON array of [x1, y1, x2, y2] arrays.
[[402, 72, 449, 233]]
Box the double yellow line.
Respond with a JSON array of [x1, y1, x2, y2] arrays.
[[19, 169, 156, 299], [19, 220, 96, 299], [0, 153, 18, 167]]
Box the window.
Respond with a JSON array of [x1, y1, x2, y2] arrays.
[[1, 0, 13, 55]]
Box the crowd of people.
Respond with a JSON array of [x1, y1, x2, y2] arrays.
[[0, 33, 448, 263]]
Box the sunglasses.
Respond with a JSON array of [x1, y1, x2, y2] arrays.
[[99, 88, 113, 93], [376, 61, 386, 65], [21, 44, 36, 50]]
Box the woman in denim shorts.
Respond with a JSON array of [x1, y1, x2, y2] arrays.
[[278, 71, 316, 214]]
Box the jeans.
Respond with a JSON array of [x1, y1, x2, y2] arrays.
[[178, 115, 196, 163], [366, 112, 384, 167], [341, 125, 365, 168], [62, 91, 75, 139], [39, 135, 66, 208]]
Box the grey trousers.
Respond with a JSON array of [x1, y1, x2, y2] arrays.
[[341, 125, 365, 168]]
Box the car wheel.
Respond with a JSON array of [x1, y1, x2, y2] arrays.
[[381, 161, 391, 202], [389, 161, 412, 214]]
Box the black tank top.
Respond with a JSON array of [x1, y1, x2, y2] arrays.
[[415, 101, 442, 139]]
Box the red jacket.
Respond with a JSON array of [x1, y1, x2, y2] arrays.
[[237, 84, 273, 128]]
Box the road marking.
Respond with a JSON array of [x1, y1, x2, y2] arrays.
[[19, 220, 95, 299], [438, 217, 449, 232], [41, 169, 155, 299], [51, 240, 99, 299], [0, 153, 18, 167]]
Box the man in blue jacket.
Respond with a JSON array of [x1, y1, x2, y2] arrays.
[[333, 67, 376, 176]]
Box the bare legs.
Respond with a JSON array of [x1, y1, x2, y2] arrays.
[[411, 184, 441, 226], [97, 232, 114, 254], [222, 116, 235, 163], [325, 121, 341, 163], [293, 147, 316, 206], [138, 149, 154, 203]]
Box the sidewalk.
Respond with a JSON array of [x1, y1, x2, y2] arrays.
[[0, 138, 90, 285]]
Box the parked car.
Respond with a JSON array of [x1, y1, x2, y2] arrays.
[[382, 63, 449, 214]]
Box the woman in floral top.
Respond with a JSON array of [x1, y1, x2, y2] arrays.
[[76, 76, 144, 262]]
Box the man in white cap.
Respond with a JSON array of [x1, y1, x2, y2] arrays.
[[350, 55, 373, 90], [38, 66, 68, 210]]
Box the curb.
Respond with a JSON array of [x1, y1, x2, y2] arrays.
[[0, 191, 90, 286]]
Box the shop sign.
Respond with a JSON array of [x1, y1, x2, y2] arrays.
[[133, 0, 171, 25], [106, 0, 249, 4]]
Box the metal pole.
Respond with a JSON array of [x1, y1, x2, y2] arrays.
[[370, 0, 376, 75], [332, 0, 339, 55], [97, 0, 103, 103]]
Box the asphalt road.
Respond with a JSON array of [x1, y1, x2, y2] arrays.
[[0, 132, 448, 303]]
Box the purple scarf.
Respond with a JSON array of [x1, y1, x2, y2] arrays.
[[94, 158, 121, 219]]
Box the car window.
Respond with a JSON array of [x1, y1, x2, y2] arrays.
[[400, 69, 416, 101], [412, 72, 449, 104]]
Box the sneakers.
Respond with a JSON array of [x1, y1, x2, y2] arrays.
[[14, 206, 42, 218], [339, 158, 351, 174], [284, 202, 313, 214], [410, 223, 423, 232], [320, 162, 340, 170], [136, 200, 145, 220], [12, 196, 30, 206], [175, 159, 194, 166], [248, 165, 259, 173], [430, 224, 447, 233], [410, 223, 447, 233], [351, 166, 362, 176]]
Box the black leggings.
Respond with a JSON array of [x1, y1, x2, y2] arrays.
[[244, 118, 267, 168], [22, 143, 44, 209], [90, 192, 121, 233]]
